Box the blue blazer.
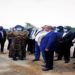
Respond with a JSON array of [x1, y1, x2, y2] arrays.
[[40, 31, 58, 51]]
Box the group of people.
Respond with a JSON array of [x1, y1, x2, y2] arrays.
[[0, 25, 75, 71], [30, 25, 75, 71]]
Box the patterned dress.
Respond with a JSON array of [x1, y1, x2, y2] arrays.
[[7, 31, 28, 60]]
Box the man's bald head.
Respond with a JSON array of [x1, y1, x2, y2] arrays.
[[43, 25, 53, 31]]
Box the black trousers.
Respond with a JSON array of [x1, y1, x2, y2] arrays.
[[73, 48, 75, 58], [0, 39, 6, 52], [63, 47, 70, 62], [7, 39, 12, 50], [57, 48, 63, 60], [58, 46, 70, 62], [44, 50, 54, 69], [27, 39, 35, 54]]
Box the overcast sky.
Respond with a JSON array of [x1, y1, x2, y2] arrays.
[[0, 0, 75, 28]]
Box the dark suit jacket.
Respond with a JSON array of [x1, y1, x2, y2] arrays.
[[62, 31, 74, 48], [54, 31, 64, 52], [0, 29, 6, 42]]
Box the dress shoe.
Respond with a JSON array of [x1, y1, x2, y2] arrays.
[[41, 64, 46, 67], [42, 67, 53, 71], [12, 58, 17, 61], [71, 56, 75, 58], [65, 60, 70, 63], [73, 67, 75, 69], [54, 58, 62, 61], [73, 63, 75, 64], [19, 58, 25, 60], [32, 59, 40, 62]]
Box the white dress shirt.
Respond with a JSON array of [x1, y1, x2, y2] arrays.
[[35, 31, 49, 46], [62, 32, 69, 37]]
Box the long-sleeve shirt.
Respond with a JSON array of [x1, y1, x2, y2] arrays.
[[35, 31, 49, 46]]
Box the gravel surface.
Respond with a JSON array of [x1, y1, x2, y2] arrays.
[[0, 40, 75, 75]]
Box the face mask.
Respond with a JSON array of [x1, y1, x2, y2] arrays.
[[54, 28, 59, 32]]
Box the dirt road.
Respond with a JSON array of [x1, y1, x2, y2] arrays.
[[0, 41, 75, 75]]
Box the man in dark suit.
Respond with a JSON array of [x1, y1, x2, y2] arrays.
[[40, 26, 58, 71], [54, 26, 64, 60], [61, 26, 74, 63], [0, 26, 6, 53], [27, 28, 35, 54], [72, 33, 75, 58]]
